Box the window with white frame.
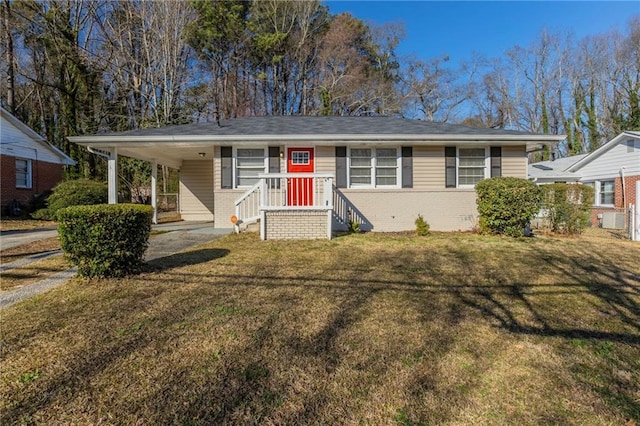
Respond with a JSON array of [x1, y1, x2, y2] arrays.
[[235, 148, 266, 187], [348, 147, 398, 187], [599, 180, 615, 205], [291, 151, 310, 165], [458, 148, 486, 186], [15, 158, 32, 189]]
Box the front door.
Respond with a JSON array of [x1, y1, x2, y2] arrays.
[[287, 148, 314, 206]]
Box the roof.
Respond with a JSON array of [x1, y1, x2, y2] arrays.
[[1, 107, 76, 166], [96, 116, 553, 138], [567, 131, 640, 172], [528, 154, 586, 182], [69, 116, 565, 169]]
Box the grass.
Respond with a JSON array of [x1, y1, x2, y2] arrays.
[[0, 255, 71, 291], [0, 237, 62, 265], [0, 219, 56, 232], [1, 229, 639, 425]]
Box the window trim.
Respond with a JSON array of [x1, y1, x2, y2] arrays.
[[347, 146, 401, 189], [593, 179, 615, 207], [15, 158, 33, 189], [456, 147, 489, 188], [233, 147, 268, 189]]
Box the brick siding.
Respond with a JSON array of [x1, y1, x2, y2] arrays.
[[1, 154, 63, 212], [264, 210, 329, 240], [589, 175, 640, 226]]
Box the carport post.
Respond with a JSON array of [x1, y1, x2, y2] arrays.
[[108, 147, 118, 204], [151, 160, 158, 224]]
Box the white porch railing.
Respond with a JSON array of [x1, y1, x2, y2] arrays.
[[234, 173, 334, 232], [332, 186, 368, 229]]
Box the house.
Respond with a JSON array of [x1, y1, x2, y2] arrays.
[[1, 107, 76, 215], [69, 116, 563, 239], [528, 131, 640, 228]]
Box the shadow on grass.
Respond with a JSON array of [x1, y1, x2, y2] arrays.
[[144, 248, 229, 272], [2, 235, 639, 424]]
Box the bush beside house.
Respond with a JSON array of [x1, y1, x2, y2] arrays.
[[58, 204, 153, 278], [541, 184, 594, 234], [476, 177, 542, 237], [33, 179, 108, 220]]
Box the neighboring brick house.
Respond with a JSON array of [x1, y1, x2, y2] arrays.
[[529, 131, 640, 228], [70, 116, 563, 239], [1, 107, 75, 215]]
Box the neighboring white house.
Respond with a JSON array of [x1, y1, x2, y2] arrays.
[[528, 131, 640, 228]]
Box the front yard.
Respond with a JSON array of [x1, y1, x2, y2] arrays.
[[1, 230, 639, 425]]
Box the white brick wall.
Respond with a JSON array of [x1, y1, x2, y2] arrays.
[[265, 210, 329, 240]]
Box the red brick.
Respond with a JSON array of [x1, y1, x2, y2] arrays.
[[1, 154, 64, 212]]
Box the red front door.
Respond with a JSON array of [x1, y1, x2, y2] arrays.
[[287, 148, 314, 206]]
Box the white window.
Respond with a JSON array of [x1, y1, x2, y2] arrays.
[[235, 148, 266, 187], [458, 148, 487, 186], [588, 180, 615, 206], [599, 180, 615, 205], [16, 158, 32, 189], [291, 151, 310, 165], [375, 148, 398, 186], [348, 147, 399, 188]]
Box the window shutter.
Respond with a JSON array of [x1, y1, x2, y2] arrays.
[[445, 147, 456, 188], [268, 146, 280, 173], [335, 146, 347, 188], [268, 146, 280, 188], [221, 146, 232, 189], [490, 146, 502, 178], [401, 146, 413, 188]]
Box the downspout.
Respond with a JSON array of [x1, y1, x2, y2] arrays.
[[620, 167, 627, 209]]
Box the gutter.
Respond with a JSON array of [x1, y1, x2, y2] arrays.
[[69, 133, 566, 144]]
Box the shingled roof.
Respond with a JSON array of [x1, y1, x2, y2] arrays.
[[100, 116, 545, 138]]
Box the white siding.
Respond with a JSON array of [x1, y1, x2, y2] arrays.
[[0, 116, 66, 164], [578, 138, 640, 180], [179, 160, 214, 221]]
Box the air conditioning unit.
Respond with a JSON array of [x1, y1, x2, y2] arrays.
[[601, 212, 625, 229]]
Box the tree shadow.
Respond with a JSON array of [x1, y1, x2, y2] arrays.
[[144, 248, 229, 272]]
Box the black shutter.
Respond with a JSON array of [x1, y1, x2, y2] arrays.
[[490, 146, 502, 177], [336, 146, 347, 188], [268, 146, 280, 188], [445, 147, 456, 188], [401, 146, 413, 188], [221, 146, 232, 189], [268, 146, 280, 173]]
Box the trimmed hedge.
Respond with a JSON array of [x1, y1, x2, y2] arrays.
[[476, 177, 542, 237], [541, 183, 594, 234], [57, 204, 153, 278], [33, 179, 108, 220]]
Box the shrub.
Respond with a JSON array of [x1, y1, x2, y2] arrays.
[[415, 214, 430, 236], [57, 204, 153, 278], [541, 183, 594, 234], [33, 179, 107, 220], [476, 177, 542, 237]]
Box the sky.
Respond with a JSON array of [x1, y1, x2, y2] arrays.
[[326, 1, 640, 65]]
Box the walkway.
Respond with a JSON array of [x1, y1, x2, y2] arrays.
[[0, 222, 232, 310]]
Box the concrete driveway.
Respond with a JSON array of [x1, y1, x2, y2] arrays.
[[0, 227, 59, 250], [0, 222, 233, 310]]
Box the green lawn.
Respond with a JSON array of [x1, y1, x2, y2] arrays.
[[1, 230, 639, 425]]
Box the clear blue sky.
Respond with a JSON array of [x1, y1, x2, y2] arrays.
[[326, 1, 640, 64]]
